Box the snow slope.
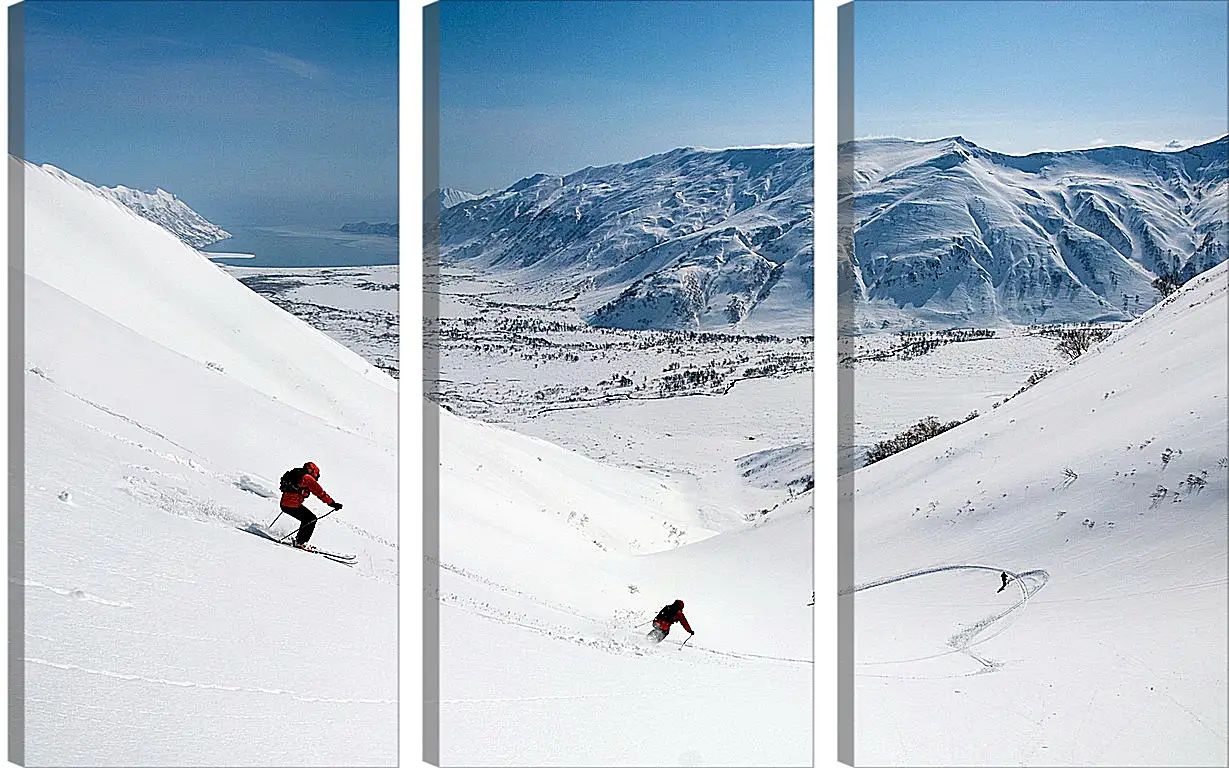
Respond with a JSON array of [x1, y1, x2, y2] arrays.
[[23, 158, 394, 442], [20, 157, 398, 766], [848, 261, 1228, 765], [439, 146, 813, 335], [39, 163, 232, 248], [842, 136, 1228, 330], [437, 405, 813, 766]]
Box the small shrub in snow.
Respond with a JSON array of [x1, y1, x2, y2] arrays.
[[1149, 486, 1169, 508], [1182, 473, 1207, 494], [1053, 326, 1113, 361], [1152, 272, 1185, 297], [865, 413, 975, 465]]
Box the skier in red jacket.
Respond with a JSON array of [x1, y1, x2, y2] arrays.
[[647, 599, 693, 644], [279, 462, 342, 548]]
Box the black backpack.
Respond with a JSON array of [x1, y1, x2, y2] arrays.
[[279, 467, 309, 494], [655, 603, 680, 624]]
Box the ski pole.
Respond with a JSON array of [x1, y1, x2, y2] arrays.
[[276, 508, 338, 544], [268, 511, 284, 529], [678, 633, 694, 650], [633, 620, 652, 628]]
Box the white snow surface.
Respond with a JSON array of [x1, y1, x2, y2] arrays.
[[20, 157, 398, 765], [849, 261, 1228, 765]]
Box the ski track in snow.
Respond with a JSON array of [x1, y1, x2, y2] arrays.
[[444, 589, 813, 669], [438, 557, 814, 668], [431, 690, 651, 707], [843, 564, 1050, 674], [24, 657, 396, 705], [22, 580, 133, 608], [30, 366, 197, 455]]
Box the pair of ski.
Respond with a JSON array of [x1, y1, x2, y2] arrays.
[[245, 524, 356, 566], [283, 539, 357, 566]]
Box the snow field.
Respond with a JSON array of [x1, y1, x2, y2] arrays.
[[850, 263, 1228, 765], [437, 405, 814, 766]]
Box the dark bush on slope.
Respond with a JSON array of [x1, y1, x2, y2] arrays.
[[865, 412, 977, 465]]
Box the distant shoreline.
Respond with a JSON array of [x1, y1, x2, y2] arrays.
[[198, 222, 398, 267], [340, 221, 398, 237], [202, 251, 257, 259]]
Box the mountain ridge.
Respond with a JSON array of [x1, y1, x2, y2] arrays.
[[841, 135, 1227, 331], [37, 164, 232, 249], [439, 145, 814, 335]]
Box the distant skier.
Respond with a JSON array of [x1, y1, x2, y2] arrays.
[[278, 462, 343, 549], [997, 571, 1010, 593], [647, 599, 693, 644]]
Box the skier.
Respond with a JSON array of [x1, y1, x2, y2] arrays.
[[646, 599, 693, 644], [997, 571, 1010, 593], [278, 462, 342, 549]]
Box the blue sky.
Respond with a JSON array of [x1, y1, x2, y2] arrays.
[[854, 0, 1228, 154], [438, 1, 814, 193], [22, 1, 397, 226]]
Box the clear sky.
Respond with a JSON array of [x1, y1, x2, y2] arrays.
[[438, 0, 813, 193], [21, 0, 397, 226], [854, 0, 1228, 154]]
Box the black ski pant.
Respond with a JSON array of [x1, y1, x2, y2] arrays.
[[281, 504, 317, 546]]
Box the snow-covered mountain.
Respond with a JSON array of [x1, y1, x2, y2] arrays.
[[849, 260, 1227, 764], [18, 156, 396, 765], [439, 146, 814, 335], [438, 186, 479, 209], [842, 136, 1228, 331], [39, 164, 232, 248]]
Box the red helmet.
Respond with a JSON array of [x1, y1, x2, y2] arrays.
[[674, 599, 684, 609], [303, 462, 320, 479]]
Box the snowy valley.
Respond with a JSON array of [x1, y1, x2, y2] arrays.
[[428, 148, 816, 765], [22, 123, 1225, 767], [426, 277, 816, 764], [18, 140, 816, 766]]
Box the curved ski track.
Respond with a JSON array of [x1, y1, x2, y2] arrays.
[[841, 564, 1050, 676]]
